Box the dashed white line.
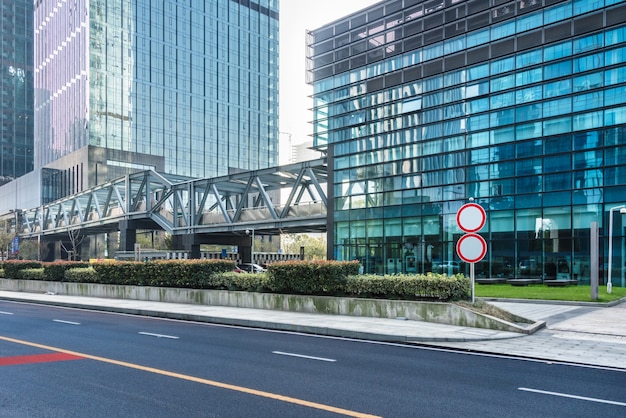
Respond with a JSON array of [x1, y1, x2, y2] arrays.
[[0, 311, 14, 315], [272, 351, 336, 362], [138, 332, 179, 339], [53, 319, 81, 325], [518, 387, 626, 407]]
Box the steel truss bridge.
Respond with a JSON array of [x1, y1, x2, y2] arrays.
[[15, 158, 328, 259]]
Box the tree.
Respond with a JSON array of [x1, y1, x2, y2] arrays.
[[16, 239, 40, 260], [0, 225, 12, 261], [136, 230, 173, 250], [61, 228, 85, 260], [281, 233, 327, 260]]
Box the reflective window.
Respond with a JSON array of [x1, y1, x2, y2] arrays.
[[516, 67, 543, 86], [491, 74, 515, 93], [574, 53, 603, 72], [544, 40, 573, 62], [491, 21, 515, 41], [573, 33, 603, 54], [573, 71, 603, 92], [544, 79, 572, 98], [491, 57, 515, 75], [573, 92, 603, 112], [573, 0, 604, 15], [544, 60, 572, 80], [605, 46, 626, 66], [544, 97, 572, 117], [544, 1, 572, 25], [467, 63, 489, 81], [516, 11, 543, 33], [606, 26, 626, 45]]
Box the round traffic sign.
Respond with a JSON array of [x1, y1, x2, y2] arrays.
[[456, 203, 486, 233], [456, 233, 487, 263]]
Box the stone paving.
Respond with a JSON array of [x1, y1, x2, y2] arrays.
[[435, 300, 626, 369]]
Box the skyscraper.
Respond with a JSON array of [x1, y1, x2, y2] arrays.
[[0, 0, 34, 184], [308, 0, 626, 283], [34, 0, 279, 197]]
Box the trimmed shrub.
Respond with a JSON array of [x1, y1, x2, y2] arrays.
[[90, 259, 236, 287], [0, 268, 4, 278], [18, 268, 45, 281], [223, 271, 268, 292], [90, 261, 145, 285], [266, 260, 357, 295], [2, 260, 42, 279], [64, 267, 99, 283], [44, 261, 91, 282], [343, 273, 470, 301]]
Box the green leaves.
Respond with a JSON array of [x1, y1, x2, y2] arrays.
[[4, 258, 470, 302]]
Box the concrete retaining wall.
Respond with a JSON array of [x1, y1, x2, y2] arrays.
[[0, 279, 536, 333]]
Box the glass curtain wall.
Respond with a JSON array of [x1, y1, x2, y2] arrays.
[[35, 0, 278, 182], [310, 0, 626, 284], [0, 0, 34, 182]]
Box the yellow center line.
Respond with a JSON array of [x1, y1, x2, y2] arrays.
[[0, 335, 380, 418]]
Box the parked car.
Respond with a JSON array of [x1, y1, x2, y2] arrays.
[[237, 263, 267, 273], [433, 261, 460, 274]]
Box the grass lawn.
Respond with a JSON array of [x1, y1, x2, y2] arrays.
[[475, 283, 626, 303]]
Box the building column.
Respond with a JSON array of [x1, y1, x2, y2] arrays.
[[172, 234, 201, 259], [119, 220, 137, 252]]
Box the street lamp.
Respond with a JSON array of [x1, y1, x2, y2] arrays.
[[607, 205, 626, 294], [245, 228, 255, 266]]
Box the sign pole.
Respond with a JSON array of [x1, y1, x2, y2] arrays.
[[470, 262, 475, 304]]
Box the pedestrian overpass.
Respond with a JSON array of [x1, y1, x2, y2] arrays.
[[14, 158, 328, 260]]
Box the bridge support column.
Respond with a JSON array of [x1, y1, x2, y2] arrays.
[[172, 234, 201, 259], [119, 220, 137, 252], [240, 246, 252, 264]]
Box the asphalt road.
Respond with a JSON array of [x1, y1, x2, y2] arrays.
[[1, 300, 625, 417]]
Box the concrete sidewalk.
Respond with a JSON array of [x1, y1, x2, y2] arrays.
[[438, 299, 626, 370], [1, 290, 625, 370], [0, 291, 523, 342]]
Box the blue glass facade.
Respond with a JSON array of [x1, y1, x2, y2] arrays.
[[0, 0, 34, 183], [309, 0, 626, 284], [34, 0, 278, 191]]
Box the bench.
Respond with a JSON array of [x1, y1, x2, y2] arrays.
[[507, 278, 542, 286], [544, 280, 578, 287]]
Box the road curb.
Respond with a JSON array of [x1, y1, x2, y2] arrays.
[[0, 293, 525, 344]]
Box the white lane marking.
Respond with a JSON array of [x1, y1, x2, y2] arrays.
[[272, 351, 336, 362], [138, 332, 179, 339], [518, 387, 626, 407], [0, 311, 14, 315], [53, 319, 81, 325]]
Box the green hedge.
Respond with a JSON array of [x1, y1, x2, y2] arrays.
[[44, 261, 92, 282], [2, 259, 470, 302], [90, 259, 235, 287], [64, 267, 99, 283], [266, 260, 358, 295], [343, 273, 470, 301], [18, 268, 45, 281], [2, 260, 43, 279]]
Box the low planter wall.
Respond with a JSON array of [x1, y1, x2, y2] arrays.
[[0, 279, 537, 333]]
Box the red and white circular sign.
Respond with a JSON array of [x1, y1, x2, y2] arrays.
[[456, 233, 487, 263], [456, 203, 486, 233]]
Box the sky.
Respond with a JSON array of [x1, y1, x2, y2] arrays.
[[279, 0, 381, 155]]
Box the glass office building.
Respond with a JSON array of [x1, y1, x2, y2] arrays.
[[34, 0, 279, 194], [308, 0, 626, 285], [0, 0, 34, 184]]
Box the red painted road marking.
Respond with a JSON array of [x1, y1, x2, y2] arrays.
[[0, 352, 84, 366]]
